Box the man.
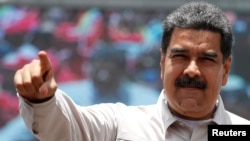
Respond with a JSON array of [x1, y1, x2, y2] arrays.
[[14, 1, 250, 141]]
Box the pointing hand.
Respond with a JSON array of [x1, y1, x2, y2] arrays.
[[14, 51, 57, 103]]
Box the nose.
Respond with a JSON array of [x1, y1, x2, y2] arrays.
[[183, 60, 201, 78]]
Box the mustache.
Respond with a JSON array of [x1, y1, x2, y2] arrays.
[[175, 76, 206, 89]]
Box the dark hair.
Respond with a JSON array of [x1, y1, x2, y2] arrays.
[[161, 1, 233, 62]]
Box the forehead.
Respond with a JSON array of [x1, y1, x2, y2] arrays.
[[168, 27, 221, 52]]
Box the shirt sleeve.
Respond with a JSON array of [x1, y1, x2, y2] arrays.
[[18, 89, 118, 141]]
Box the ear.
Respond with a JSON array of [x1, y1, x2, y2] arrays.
[[160, 49, 166, 80], [222, 55, 232, 86]]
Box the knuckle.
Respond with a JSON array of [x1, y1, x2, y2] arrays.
[[15, 83, 24, 89], [23, 80, 33, 87], [32, 74, 41, 81]]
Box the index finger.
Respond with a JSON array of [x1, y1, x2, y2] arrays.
[[38, 51, 52, 78]]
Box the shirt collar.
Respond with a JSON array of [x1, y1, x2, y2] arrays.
[[157, 89, 229, 130], [157, 90, 177, 130], [210, 94, 230, 124]]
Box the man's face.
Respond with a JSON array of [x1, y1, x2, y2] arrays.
[[160, 27, 232, 120]]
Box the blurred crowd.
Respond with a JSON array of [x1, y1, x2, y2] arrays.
[[0, 5, 165, 131], [0, 4, 250, 140]]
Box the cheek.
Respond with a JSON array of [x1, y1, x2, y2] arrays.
[[204, 70, 224, 94], [161, 64, 179, 84], [160, 58, 184, 86]]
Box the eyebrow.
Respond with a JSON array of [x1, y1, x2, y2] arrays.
[[170, 47, 188, 53], [202, 51, 218, 58], [170, 47, 218, 58]]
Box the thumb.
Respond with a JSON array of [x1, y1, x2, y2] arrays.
[[39, 83, 48, 96], [39, 75, 57, 98]]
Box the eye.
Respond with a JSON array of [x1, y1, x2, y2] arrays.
[[172, 54, 188, 58], [201, 57, 216, 62], [170, 54, 189, 63]]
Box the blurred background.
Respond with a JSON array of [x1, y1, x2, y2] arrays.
[[0, 0, 250, 140]]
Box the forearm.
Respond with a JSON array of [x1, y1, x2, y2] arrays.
[[18, 89, 85, 141], [18, 89, 118, 141]]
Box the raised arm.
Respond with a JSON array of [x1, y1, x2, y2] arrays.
[[14, 50, 118, 141], [14, 50, 57, 103]]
